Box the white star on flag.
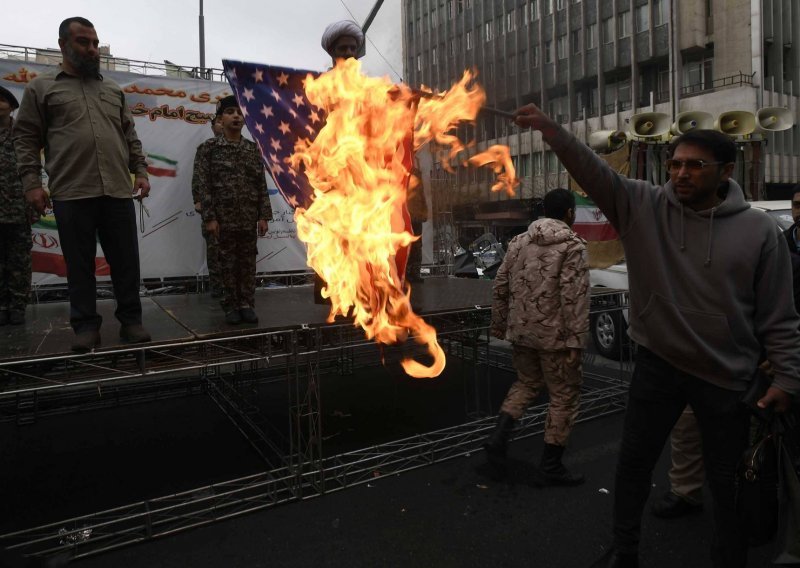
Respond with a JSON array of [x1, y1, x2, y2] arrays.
[[270, 138, 282, 152], [277, 72, 290, 86], [271, 89, 281, 101], [260, 105, 274, 118], [252, 68, 264, 82], [242, 88, 255, 102], [278, 121, 291, 135], [292, 93, 305, 107], [255, 122, 265, 134]]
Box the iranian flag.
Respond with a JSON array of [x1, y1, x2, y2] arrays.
[[31, 215, 110, 277], [569, 142, 628, 269], [146, 153, 178, 177], [573, 193, 618, 242]]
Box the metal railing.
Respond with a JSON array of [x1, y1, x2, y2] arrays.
[[681, 71, 755, 96], [0, 43, 227, 83]]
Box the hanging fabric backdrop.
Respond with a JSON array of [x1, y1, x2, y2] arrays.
[[1, 59, 309, 285]]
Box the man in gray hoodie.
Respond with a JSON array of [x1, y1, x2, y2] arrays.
[[514, 104, 800, 568]]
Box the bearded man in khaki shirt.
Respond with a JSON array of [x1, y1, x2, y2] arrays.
[[14, 16, 151, 352]]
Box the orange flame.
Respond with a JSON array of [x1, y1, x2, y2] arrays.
[[289, 58, 517, 378]]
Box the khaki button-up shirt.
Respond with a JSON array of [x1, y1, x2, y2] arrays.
[[13, 68, 148, 200]]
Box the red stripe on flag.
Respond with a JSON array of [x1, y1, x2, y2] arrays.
[[573, 223, 619, 241], [147, 166, 177, 177], [32, 251, 111, 277]]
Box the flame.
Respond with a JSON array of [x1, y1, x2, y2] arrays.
[[289, 58, 517, 378]]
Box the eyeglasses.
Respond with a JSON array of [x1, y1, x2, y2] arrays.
[[665, 159, 726, 173]]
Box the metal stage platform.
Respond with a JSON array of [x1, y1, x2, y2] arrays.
[[0, 278, 632, 561]]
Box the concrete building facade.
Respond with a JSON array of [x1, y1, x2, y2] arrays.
[[402, 0, 799, 234]]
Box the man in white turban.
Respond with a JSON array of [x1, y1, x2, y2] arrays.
[[321, 19, 365, 64]]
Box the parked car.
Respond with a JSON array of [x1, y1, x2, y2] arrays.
[[588, 200, 792, 360]]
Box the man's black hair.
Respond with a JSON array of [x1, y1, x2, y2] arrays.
[[59, 17, 95, 40], [543, 188, 575, 221], [792, 184, 800, 198], [668, 129, 736, 164]]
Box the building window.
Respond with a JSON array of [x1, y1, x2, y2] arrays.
[[485, 21, 493, 42], [545, 0, 553, 15], [532, 44, 540, 67], [635, 4, 649, 32], [618, 11, 631, 38], [416, 54, 422, 72], [447, 0, 454, 19], [507, 10, 516, 32], [586, 22, 597, 49], [654, 0, 667, 27], [546, 151, 558, 173], [533, 152, 543, 175], [557, 34, 568, 59], [431, 7, 437, 28], [497, 17, 504, 36], [432, 47, 437, 66], [602, 17, 614, 44], [683, 56, 714, 93], [519, 154, 531, 177], [487, 62, 494, 81], [572, 30, 582, 54], [531, 0, 539, 21], [466, 30, 473, 49], [509, 54, 517, 76], [545, 40, 553, 63], [556, 0, 565, 9], [450, 38, 456, 57], [618, 79, 631, 107]]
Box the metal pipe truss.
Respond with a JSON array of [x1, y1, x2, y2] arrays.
[[0, 297, 630, 562]]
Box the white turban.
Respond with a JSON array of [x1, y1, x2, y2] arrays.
[[321, 20, 365, 56]]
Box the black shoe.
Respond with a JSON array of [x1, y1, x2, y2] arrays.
[[540, 443, 585, 486], [240, 307, 258, 323], [72, 329, 101, 353], [225, 310, 242, 324], [8, 310, 25, 325], [120, 324, 151, 344], [650, 491, 702, 519], [0, 311, 7, 326], [482, 412, 516, 478]]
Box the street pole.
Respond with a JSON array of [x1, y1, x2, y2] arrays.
[[199, 0, 206, 72]]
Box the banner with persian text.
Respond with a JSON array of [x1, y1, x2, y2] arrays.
[[0, 59, 309, 285]]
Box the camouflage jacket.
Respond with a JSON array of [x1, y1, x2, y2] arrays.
[[491, 217, 589, 350], [0, 123, 27, 224], [192, 136, 271, 231]]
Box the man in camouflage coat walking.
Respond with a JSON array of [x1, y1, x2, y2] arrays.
[[484, 188, 590, 485], [192, 96, 271, 325], [0, 86, 31, 326]]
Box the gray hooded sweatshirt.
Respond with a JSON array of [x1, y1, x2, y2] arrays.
[[547, 127, 800, 394]]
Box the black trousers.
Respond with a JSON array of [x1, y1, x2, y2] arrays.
[[53, 197, 142, 333], [613, 346, 750, 568]]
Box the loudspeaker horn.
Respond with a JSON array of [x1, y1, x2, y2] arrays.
[[755, 107, 794, 133], [588, 130, 628, 152], [670, 111, 714, 135], [714, 110, 756, 137], [629, 112, 671, 139]]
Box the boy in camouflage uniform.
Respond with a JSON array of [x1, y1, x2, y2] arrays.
[[0, 86, 31, 325], [484, 188, 589, 485], [192, 114, 224, 298], [192, 96, 271, 325]]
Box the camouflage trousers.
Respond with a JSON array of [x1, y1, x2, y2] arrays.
[[500, 344, 583, 446], [0, 223, 32, 311], [218, 229, 258, 312], [201, 222, 222, 294]]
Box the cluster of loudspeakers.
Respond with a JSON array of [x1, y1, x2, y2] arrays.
[[588, 107, 794, 151]]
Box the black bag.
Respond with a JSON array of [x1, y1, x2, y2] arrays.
[[736, 417, 780, 546]]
